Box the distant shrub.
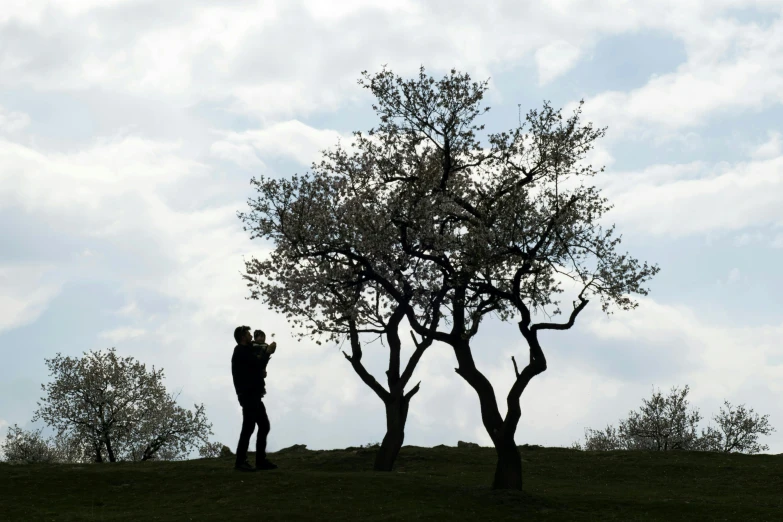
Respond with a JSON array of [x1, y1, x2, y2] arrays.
[[197, 442, 233, 459], [219, 445, 234, 458], [1, 425, 56, 464], [1, 424, 91, 464], [695, 401, 775, 454], [574, 386, 775, 454]]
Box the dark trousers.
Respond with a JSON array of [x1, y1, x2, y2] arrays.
[[235, 397, 270, 466]]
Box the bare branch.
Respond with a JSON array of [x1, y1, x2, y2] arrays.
[[404, 381, 421, 401], [531, 296, 590, 332]]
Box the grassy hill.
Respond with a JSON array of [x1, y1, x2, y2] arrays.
[[2, 444, 781, 521]]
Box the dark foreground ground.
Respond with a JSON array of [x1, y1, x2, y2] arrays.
[[1, 445, 781, 521]]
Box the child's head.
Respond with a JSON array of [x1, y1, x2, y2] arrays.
[[254, 330, 266, 344]]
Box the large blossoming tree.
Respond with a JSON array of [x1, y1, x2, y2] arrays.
[[240, 65, 659, 489]]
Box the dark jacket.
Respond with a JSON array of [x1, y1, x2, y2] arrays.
[[231, 344, 270, 402]]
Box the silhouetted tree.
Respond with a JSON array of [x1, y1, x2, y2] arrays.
[[240, 65, 658, 489], [575, 386, 700, 451], [571, 425, 624, 451], [0, 424, 91, 464], [32, 349, 212, 462], [1, 425, 56, 463], [618, 385, 702, 451], [575, 387, 775, 454], [697, 400, 775, 454]]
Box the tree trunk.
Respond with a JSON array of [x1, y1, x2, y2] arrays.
[[141, 437, 165, 461], [373, 396, 410, 471], [450, 328, 546, 491], [104, 436, 116, 462], [343, 311, 429, 473], [451, 344, 524, 490], [93, 442, 103, 463], [493, 435, 523, 490]]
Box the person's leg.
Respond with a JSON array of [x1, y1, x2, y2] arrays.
[[235, 399, 258, 467], [255, 400, 271, 462]]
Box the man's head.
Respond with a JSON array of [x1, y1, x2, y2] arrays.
[[234, 325, 252, 345], [254, 330, 266, 343]]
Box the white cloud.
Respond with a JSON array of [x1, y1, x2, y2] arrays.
[[0, 135, 227, 265], [99, 327, 146, 343], [752, 130, 783, 159], [0, 264, 62, 335], [210, 140, 266, 170], [0, 133, 248, 333], [569, 13, 783, 136], [734, 230, 767, 246], [584, 297, 783, 401], [584, 142, 616, 170], [1, 0, 778, 125], [0, 106, 30, 134], [596, 155, 783, 237], [716, 267, 742, 286], [535, 40, 582, 85], [300, 0, 421, 20], [211, 120, 348, 167], [114, 300, 140, 317], [0, 136, 208, 217]]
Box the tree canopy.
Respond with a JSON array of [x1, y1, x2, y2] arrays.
[[239, 65, 660, 488]]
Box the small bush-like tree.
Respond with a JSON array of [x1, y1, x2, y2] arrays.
[[0, 424, 92, 464], [198, 441, 233, 459], [1, 425, 56, 464], [577, 425, 624, 451], [33, 348, 212, 462], [617, 385, 702, 451], [576, 387, 775, 454], [698, 401, 775, 454]]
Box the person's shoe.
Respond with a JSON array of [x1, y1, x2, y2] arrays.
[[234, 460, 257, 472], [255, 458, 278, 470]]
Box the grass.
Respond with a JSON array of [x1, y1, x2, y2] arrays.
[[1, 444, 781, 521]]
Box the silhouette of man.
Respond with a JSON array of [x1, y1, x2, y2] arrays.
[[231, 325, 277, 472]]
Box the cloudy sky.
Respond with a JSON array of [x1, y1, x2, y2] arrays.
[[2, 0, 782, 457]]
